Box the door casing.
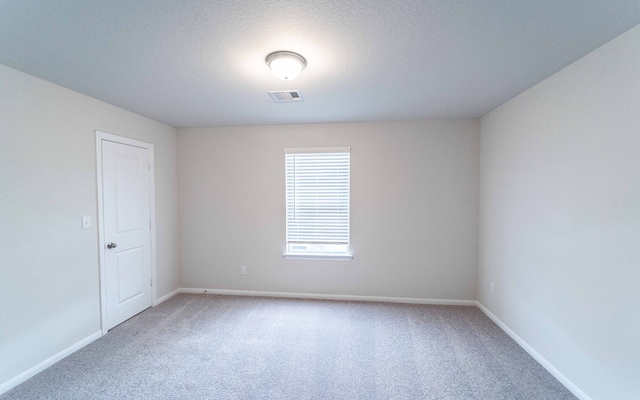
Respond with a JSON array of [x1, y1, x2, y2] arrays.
[[96, 130, 157, 335]]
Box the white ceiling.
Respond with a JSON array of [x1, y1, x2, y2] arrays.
[[1, 1, 639, 128]]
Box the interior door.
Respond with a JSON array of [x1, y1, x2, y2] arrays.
[[102, 140, 152, 330]]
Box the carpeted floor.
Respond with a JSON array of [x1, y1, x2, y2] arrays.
[[2, 294, 576, 399]]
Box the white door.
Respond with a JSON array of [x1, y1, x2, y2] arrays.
[[101, 140, 152, 330]]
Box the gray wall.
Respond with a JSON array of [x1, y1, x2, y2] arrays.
[[178, 120, 480, 300], [479, 25, 640, 400], [0, 65, 180, 385]]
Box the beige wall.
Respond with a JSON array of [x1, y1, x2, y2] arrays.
[[0, 65, 179, 385], [479, 25, 640, 400], [178, 120, 480, 300]]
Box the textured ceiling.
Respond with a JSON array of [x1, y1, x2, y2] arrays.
[[1, 1, 639, 128]]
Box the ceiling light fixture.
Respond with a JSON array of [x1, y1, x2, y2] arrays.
[[266, 51, 307, 80]]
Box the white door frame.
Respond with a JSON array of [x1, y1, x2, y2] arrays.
[[96, 130, 157, 336]]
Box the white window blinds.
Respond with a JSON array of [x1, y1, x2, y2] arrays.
[[285, 148, 350, 256]]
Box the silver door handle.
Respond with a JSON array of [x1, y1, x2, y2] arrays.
[[107, 242, 118, 249]]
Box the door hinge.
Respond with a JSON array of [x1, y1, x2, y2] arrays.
[[148, 163, 150, 171], [150, 279, 153, 287], [149, 221, 151, 229]]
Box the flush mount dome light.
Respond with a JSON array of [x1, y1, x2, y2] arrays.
[[266, 51, 307, 80]]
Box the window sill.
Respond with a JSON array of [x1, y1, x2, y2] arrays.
[[283, 253, 353, 261]]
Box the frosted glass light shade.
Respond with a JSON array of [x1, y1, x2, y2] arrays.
[[266, 51, 307, 80]]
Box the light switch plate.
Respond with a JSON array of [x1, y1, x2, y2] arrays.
[[82, 215, 91, 229]]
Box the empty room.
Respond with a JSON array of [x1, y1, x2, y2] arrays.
[[1, 1, 638, 399]]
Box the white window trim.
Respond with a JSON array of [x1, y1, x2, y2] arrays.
[[284, 147, 351, 154], [283, 253, 353, 261], [283, 147, 353, 261]]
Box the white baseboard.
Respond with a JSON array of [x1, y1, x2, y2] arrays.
[[476, 302, 591, 400], [178, 288, 476, 306], [0, 330, 102, 396], [155, 288, 180, 305]]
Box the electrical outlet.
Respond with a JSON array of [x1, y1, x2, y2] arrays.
[[490, 282, 495, 294], [240, 265, 246, 275]]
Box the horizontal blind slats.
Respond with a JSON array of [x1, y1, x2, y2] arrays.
[[286, 151, 350, 248]]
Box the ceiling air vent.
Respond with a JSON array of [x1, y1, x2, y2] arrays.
[[268, 90, 304, 103]]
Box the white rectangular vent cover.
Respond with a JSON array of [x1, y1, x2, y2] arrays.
[[268, 90, 304, 103]]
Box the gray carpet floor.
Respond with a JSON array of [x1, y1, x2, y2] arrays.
[[2, 294, 576, 399]]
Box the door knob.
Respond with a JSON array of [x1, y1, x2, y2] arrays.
[[107, 242, 118, 249]]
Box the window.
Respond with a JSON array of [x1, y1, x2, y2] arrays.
[[284, 147, 352, 260]]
